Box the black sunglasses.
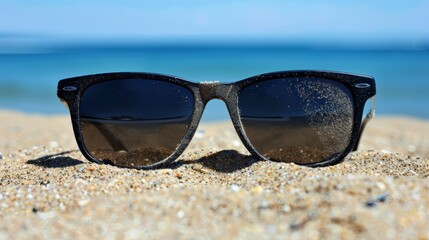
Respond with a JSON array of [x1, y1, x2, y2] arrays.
[[57, 70, 376, 169]]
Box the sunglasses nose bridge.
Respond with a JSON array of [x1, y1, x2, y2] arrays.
[[199, 82, 234, 104]]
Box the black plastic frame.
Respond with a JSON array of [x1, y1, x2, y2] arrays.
[[57, 70, 376, 169]]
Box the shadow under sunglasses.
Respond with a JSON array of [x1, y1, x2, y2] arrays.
[[27, 149, 259, 173]]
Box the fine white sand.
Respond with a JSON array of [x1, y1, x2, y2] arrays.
[[1, 110, 429, 239]]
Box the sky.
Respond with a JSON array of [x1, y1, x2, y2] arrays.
[[1, 0, 429, 43]]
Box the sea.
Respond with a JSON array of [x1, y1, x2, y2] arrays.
[[1, 42, 428, 121]]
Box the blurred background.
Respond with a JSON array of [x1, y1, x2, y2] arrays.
[[0, 0, 428, 121]]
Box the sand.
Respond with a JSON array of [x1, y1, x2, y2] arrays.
[[1, 110, 429, 239]]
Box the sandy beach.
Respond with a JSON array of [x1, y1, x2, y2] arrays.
[[0, 110, 428, 239]]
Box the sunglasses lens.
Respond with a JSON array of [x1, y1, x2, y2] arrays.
[[79, 79, 194, 168], [238, 78, 354, 164]]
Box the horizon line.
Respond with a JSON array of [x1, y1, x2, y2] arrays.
[[1, 35, 429, 54]]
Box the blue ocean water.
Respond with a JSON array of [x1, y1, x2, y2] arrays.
[[0, 43, 428, 121]]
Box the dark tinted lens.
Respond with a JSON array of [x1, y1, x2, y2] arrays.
[[238, 78, 354, 164], [80, 79, 194, 167]]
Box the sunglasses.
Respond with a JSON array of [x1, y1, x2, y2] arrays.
[[57, 70, 376, 169]]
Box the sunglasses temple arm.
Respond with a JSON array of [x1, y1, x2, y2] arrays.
[[92, 122, 128, 151], [60, 101, 127, 151], [353, 96, 375, 151]]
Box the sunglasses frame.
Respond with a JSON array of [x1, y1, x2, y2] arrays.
[[58, 70, 376, 169]]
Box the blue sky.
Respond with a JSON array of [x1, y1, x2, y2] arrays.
[[1, 0, 429, 42]]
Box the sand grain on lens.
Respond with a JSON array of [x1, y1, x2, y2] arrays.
[[1, 110, 429, 239], [297, 79, 354, 153]]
